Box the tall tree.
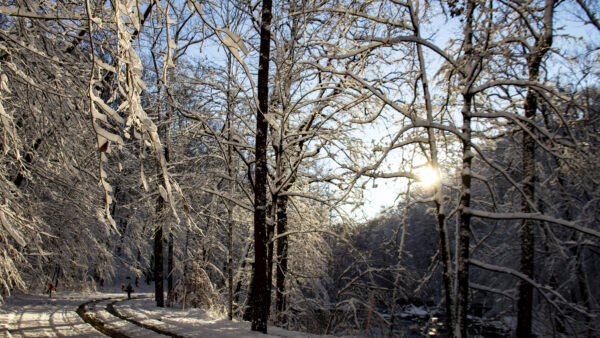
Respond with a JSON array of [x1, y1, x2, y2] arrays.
[[455, 1, 477, 336], [516, 0, 554, 336], [251, 0, 273, 332]]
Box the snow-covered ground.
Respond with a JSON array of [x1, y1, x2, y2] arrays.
[[0, 292, 341, 337], [0, 292, 105, 337]]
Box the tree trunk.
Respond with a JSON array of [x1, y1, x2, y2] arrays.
[[154, 197, 165, 308], [135, 247, 141, 286], [275, 194, 289, 324], [167, 231, 174, 307], [242, 263, 254, 321], [517, 105, 535, 338], [266, 201, 275, 312], [152, 20, 173, 308], [456, 92, 473, 338], [455, 1, 476, 336], [154, 143, 169, 308], [516, 1, 553, 336], [227, 204, 234, 320], [250, 0, 272, 332], [407, 2, 454, 333], [575, 245, 593, 335], [225, 52, 236, 321]]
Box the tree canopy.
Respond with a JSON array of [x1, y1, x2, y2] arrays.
[[1, 0, 599, 336]]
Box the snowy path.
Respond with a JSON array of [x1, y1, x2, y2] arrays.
[[0, 293, 169, 337], [77, 297, 168, 337], [104, 298, 185, 337], [1, 293, 336, 337], [0, 293, 105, 337], [111, 297, 329, 337]]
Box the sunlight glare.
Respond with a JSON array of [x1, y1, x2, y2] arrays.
[[418, 165, 440, 187]]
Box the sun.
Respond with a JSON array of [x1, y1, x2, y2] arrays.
[[418, 165, 441, 187]]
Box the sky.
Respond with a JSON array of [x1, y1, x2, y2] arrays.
[[147, 0, 599, 222], [350, 4, 600, 220]]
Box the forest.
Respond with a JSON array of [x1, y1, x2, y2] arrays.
[[0, 0, 599, 336]]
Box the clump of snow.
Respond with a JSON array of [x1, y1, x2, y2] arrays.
[[404, 304, 429, 317]]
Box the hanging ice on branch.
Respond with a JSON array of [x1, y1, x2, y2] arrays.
[[219, 28, 249, 58], [87, 0, 180, 233], [1, 210, 26, 247], [0, 67, 20, 159]]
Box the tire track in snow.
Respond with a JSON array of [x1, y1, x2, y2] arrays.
[[52, 304, 101, 337], [105, 298, 186, 338], [77, 296, 185, 338], [76, 297, 130, 338], [0, 294, 105, 337]]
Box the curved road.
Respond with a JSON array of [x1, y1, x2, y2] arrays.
[[0, 294, 181, 337], [1, 293, 302, 337]]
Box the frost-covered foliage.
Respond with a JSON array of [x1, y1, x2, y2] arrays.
[[1, 0, 599, 336], [0, 0, 111, 296], [0, 0, 176, 297]]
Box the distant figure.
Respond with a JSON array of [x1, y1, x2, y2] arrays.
[[125, 283, 134, 299], [120, 284, 125, 292], [46, 283, 54, 298]]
